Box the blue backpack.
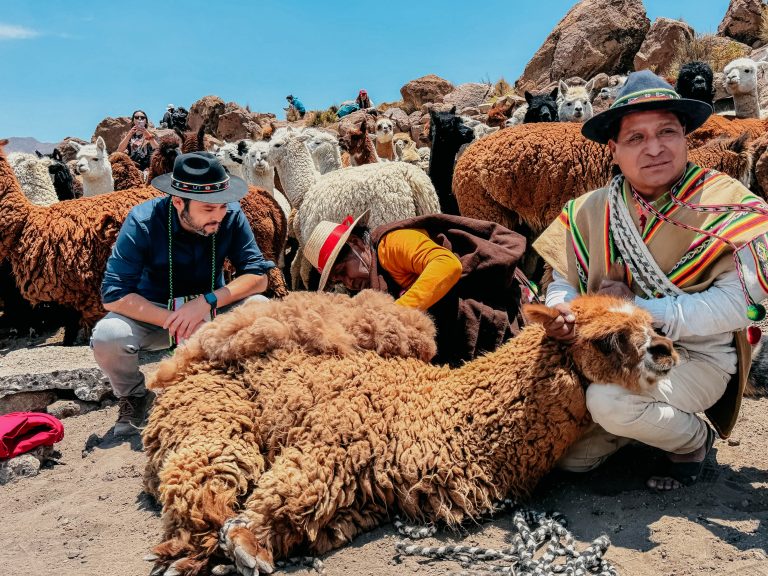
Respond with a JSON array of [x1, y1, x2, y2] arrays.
[[337, 103, 360, 118]]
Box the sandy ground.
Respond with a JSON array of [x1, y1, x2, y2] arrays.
[[1, 332, 767, 575]]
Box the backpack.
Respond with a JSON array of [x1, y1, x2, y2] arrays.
[[336, 103, 360, 118]]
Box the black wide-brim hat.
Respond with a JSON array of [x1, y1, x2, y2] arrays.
[[582, 70, 713, 145], [151, 151, 248, 203]]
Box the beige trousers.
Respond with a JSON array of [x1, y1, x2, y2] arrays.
[[558, 350, 731, 472]]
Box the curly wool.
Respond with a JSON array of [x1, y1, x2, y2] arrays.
[[8, 152, 58, 206], [142, 292, 667, 574], [453, 122, 759, 237], [109, 152, 145, 190], [686, 115, 767, 149]]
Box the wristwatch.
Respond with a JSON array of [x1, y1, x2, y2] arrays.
[[203, 292, 218, 311]]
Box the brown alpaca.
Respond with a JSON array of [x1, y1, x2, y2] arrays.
[[146, 133, 182, 183], [143, 290, 676, 575], [338, 119, 379, 166], [109, 152, 145, 190], [487, 99, 514, 127], [374, 118, 396, 160], [686, 115, 767, 149]]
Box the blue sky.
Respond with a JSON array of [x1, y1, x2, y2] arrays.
[[1, 0, 731, 142]]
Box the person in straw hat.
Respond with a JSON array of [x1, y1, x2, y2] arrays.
[[533, 69, 768, 490], [304, 211, 530, 366], [91, 152, 275, 436]]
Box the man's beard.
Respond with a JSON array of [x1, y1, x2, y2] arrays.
[[181, 207, 219, 237]]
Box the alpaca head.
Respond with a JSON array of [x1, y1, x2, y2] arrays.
[[245, 140, 271, 174], [524, 295, 678, 392], [337, 119, 370, 153], [375, 118, 394, 143], [72, 136, 110, 178], [214, 140, 247, 174], [676, 61, 715, 105], [429, 106, 475, 148], [303, 129, 338, 154], [724, 57, 764, 96], [266, 127, 298, 167], [557, 79, 595, 123], [36, 149, 76, 201], [523, 88, 559, 123]]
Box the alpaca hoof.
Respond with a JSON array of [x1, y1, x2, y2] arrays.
[[219, 517, 274, 575]]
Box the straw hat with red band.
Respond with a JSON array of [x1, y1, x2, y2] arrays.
[[151, 151, 248, 203], [581, 70, 713, 145], [304, 210, 370, 291]]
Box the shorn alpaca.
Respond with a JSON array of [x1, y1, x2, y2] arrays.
[[71, 136, 114, 196], [427, 106, 474, 215], [557, 78, 595, 122], [142, 290, 677, 576], [724, 57, 767, 119]]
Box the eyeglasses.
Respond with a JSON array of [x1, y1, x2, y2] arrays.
[[134, 115, 146, 120]]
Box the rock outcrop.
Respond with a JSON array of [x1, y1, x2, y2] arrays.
[[400, 75, 455, 113], [718, 0, 765, 47], [634, 18, 695, 74]]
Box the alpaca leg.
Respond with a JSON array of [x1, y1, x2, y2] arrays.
[[219, 444, 380, 571], [455, 180, 519, 232]]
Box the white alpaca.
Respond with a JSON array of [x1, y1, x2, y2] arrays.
[[303, 128, 343, 174], [557, 79, 595, 122], [268, 128, 441, 287], [243, 140, 291, 219], [374, 118, 396, 160], [214, 140, 249, 179], [8, 153, 58, 206], [71, 137, 113, 197], [723, 57, 767, 119]]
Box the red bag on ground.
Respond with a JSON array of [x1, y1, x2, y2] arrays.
[[0, 412, 64, 460]]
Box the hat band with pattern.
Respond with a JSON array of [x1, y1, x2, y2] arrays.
[[611, 87, 680, 109], [171, 176, 230, 193]]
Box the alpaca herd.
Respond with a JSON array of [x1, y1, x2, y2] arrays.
[[4, 53, 768, 576]]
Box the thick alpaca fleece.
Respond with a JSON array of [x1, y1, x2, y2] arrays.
[[676, 61, 715, 107], [8, 152, 58, 206], [724, 57, 765, 119], [72, 137, 114, 196], [375, 118, 396, 160], [179, 126, 206, 154], [109, 152, 145, 190], [686, 114, 768, 148], [303, 129, 343, 174], [557, 79, 595, 123], [143, 292, 675, 575], [338, 120, 379, 166], [453, 122, 755, 238], [0, 142, 159, 326], [688, 133, 753, 187], [215, 140, 250, 179], [147, 134, 182, 182]]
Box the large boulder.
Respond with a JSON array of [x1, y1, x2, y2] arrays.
[[92, 116, 133, 154], [634, 18, 695, 73], [217, 104, 263, 142], [338, 109, 378, 135], [382, 107, 411, 134], [400, 75, 455, 113], [442, 83, 493, 113], [516, 0, 650, 92], [718, 0, 765, 47], [188, 95, 226, 136], [55, 136, 89, 163]]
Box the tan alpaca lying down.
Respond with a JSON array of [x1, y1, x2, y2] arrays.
[[143, 290, 677, 576]]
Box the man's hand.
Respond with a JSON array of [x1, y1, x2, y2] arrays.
[[163, 297, 211, 342], [544, 303, 576, 341], [598, 278, 634, 299]]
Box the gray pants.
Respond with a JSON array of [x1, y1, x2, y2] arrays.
[[90, 311, 171, 398]]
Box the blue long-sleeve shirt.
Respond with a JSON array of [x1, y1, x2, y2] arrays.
[[101, 196, 274, 304], [291, 97, 306, 114]]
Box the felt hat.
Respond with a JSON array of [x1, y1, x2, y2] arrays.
[[581, 70, 713, 145], [304, 210, 370, 291], [151, 151, 247, 203]]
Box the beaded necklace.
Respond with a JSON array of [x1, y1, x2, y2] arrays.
[[168, 201, 216, 303]]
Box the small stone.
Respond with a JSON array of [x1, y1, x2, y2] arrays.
[[66, 550, 80, 559], [0, 453, 42, 485], [727, 438, 740, 446]]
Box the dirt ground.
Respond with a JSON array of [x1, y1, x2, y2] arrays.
[[1, 336, 767, 576]]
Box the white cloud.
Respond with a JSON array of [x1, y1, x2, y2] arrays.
[[0, 23, 40, 40]]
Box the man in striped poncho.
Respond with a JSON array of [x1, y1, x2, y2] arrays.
[[534, 70, 768, 491]]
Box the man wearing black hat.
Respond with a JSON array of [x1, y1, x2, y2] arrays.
[[91, 152, 275, 436], [534, 70, 768, 490]]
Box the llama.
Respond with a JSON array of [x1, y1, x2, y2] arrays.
[[71, 137, 114, 196], [142, 290, 677, 575], [724, 57, 767, 119], [36, 149, 77, 201], [7, 152, 58, 206], [338, 119, 379, 166], [676, 61, 715, 107], [428, 107, 474, 215], [557, 79, 595, 122], [374, 117, 396, 160]]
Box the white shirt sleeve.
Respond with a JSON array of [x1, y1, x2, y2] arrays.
[[633, 268, 749, 340], [545, 269, 579, 307]]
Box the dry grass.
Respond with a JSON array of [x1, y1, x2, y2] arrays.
[[378, 100, 405, 112], [305, 106, 339, 127], [667, 33, 750, 78]]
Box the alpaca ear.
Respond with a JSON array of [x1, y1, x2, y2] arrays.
[[237, 140, 249, 155], [449, 105, 457, 114], [70, 141, 82, 152], [585, 78, 595, 97], [524, 91, 533, 104], [53, 149, 63, 162], [95, 136, 106, 152], [35, 150, 44, 158], [550, 87, 559, 100], [359, 119, 368, 133], [522, 303, 562, 326], [558, 80, 569, 97]]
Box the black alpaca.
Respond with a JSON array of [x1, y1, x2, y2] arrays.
[[523, 88, 559, 123], [676, 61, 715, 107], [36, 149, 78, 201], [428, 106, 474, 215]]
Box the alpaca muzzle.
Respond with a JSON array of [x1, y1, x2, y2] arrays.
[[644, 333, 678, 376]]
